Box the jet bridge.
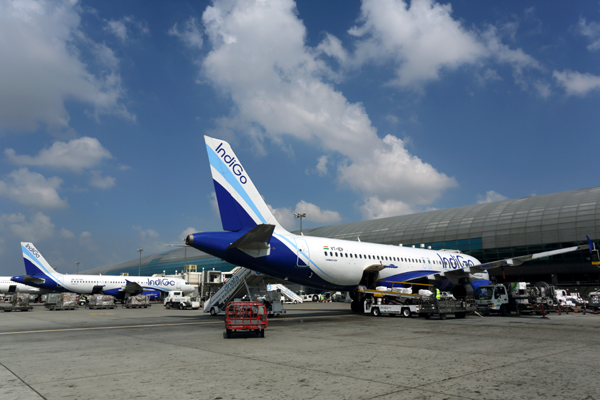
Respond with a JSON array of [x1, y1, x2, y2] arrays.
[[203, 267, 270, 316]]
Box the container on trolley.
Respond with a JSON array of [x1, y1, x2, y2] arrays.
[[224, 301, 268, 338]]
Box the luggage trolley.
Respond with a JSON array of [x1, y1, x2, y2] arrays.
[[224, 301, 268, 338]]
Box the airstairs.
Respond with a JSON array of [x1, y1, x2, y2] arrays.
[[203, 267, 268, 315], [267, 283, 303, 303]]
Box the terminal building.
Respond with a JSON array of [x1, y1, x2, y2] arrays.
[[85, 186, 600, 288]]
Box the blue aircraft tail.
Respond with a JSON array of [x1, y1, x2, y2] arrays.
[[205, 136, 288, 233], [21, 242, 59, 277]]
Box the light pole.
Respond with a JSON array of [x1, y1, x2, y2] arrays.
[[294, 212, 306, 234], [137, 248, 143, 276], [75, 262, 80, 274]]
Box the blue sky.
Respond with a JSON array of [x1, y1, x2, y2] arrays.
[[1, 0, 599, 275]]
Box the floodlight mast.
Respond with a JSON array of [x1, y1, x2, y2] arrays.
[[294, 212, 306, 234], [137, 248, 143, 276]]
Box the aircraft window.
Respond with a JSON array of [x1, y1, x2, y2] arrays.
[[335, 252, 338, 257], [324, 251, 328, 256]]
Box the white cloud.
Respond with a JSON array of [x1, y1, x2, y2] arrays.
[[104, 15, 149, 43], [316, 32, 348, 66], [0, 168, 68, 209], [294, 200, 342, 225], [188, 0, 456, 214], [133, 225, 159, 240], [0, 0, 133, 133], [359, 197, 416, 220], [60, 227, 74, 239], [180, 227, 198, 242], [534, 80, 551, 98], [477, 190, 508, 204], [315, 155, 328, 176], [168, 17, 203, 50], [337, 135, 457, 204], [553, 70, 600, 96], [481, 25, 543, 90], [0, 212, 55, 242], [348, 0, 487, 88], [89, 170, 116, 189], [267, 204, 296, 231], [575, 17, 600, 52], [79, 231, 96, 251], [132, 225, 163, 254], [5, 137, 112, 173]]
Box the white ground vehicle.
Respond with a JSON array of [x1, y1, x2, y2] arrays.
[[164, 291, 200, 310], [299, 293, 319, 302], [365, 302, 420, 318]]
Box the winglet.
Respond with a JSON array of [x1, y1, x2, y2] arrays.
[[587, 235, 595, 253]]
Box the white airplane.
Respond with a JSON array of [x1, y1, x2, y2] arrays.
[[0, 277, 42, 294], [185, 136, 591, 312], [12, 243, 195, 300]]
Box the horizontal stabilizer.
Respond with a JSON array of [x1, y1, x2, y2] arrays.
[[21, 275, 45, 285], [227, 224, 275, 257]]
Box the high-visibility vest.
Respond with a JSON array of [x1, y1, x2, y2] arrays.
[[436, 289, 441, 299]]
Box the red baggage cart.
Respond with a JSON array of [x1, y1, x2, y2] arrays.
[[225, 301, 268, 338]]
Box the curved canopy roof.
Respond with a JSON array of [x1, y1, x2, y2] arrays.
[[303, 187, 600, 249]]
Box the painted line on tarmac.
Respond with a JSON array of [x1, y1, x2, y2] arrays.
[[0, 320, 221, 336], [0, 313, 351, 336]]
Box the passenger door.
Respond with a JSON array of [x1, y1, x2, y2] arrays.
[[295, 239, 310, 268]]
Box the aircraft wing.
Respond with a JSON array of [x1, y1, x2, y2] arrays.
[[430, 243, 590, 284], [122, 280, 145, 294], [390, 243, 590, 283], [364, 264, 397, 273], [467, 244, 589, 274]]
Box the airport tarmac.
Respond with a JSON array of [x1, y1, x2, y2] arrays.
[[1, 302, 599, 400]]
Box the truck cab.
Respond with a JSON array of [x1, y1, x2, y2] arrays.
[[474, 284, 510, 315]]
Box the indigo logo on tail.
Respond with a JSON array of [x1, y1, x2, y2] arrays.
[[26, 243, 40, 259], [215, 142, 248, 184]]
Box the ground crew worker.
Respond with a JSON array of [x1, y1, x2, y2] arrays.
[[436, 288, 441, 299]]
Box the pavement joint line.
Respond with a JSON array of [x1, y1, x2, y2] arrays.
[[0, 321, 219, 335], [0, 313, 351, 336], [0, 361, 48, 400], [411, 342, 591, 392]]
